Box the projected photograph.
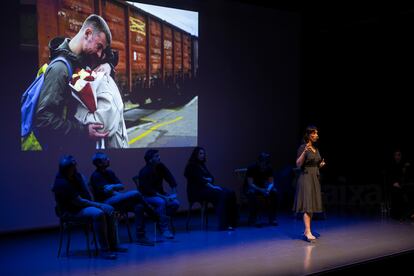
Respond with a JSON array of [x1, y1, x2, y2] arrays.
[[20, 0, 198, 150]]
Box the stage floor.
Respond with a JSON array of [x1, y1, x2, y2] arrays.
[[1, 212, 414, 275]]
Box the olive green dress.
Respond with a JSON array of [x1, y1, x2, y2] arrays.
[[293, 144, 323, 213]]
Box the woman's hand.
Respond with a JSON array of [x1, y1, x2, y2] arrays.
[[302, 142, 314, 155], [93, 63, 111, 76], [320, 158, 326, 168], [88, 123, 109, 139]]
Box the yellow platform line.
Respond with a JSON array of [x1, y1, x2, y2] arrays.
[[129, 116, 184, 145], [140, 117, 157, 122]]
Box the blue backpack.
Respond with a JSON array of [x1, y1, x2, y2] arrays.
[[21, 57, 73, 137]]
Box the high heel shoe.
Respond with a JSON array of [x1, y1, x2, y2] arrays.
[[303, 234, 316, 243]]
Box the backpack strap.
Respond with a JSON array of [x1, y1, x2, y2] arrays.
[[20, 56, 74, 139], [49, 56, 73, 79]]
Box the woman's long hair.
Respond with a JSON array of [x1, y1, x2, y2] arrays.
[[187, 146, 205, 165], [185, 147, 208, 179]]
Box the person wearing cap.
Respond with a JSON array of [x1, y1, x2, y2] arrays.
[[51, 155, 118, 259], [89, 152, 159, 246], [135, 149, 180, 239], [244, 152, 278, 227]]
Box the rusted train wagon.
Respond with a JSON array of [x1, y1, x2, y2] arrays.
[[37, 0, 198, 101]]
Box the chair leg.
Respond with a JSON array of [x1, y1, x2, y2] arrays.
[[204, 202, 209, 229], [57, 221, 64, 257], [170, 216, 176, 235], [84, 225, 91, 257], [201, 202, 207, 230], [58, 220, 99, 258], [186, 203, 193, 231], [124, 214, 133, 243], [91, 222, 99, 256], [153, 221, 157, 243], [66, 225, 71, 257], [205, 209, 209, 229]]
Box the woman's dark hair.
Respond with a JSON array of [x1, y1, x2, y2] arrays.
[[303, 125, 318, 143], [188, 146, 205, 164]]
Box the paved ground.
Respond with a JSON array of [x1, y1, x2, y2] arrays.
[[124, 96, 198, 148]]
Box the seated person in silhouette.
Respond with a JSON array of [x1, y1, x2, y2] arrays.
[[245, 152, 278, 227], [387, 149, 412, 220], [52, 155, 118, 259], [89, 152, 158, 246], [135, 149, 180, 239], [184, 147, 239, 230]]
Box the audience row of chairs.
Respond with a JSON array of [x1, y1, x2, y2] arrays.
[[56, 172, 225, 257]]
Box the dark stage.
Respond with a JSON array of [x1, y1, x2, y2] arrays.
[[1, 211, 414, 275], [3, 1, 414, 275]]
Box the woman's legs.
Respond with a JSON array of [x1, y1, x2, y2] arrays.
[[303, 212, 315, 239], [202, 187, 234, 230]]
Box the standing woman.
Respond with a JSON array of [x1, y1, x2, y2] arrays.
[[293, 125, 326, 242]]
